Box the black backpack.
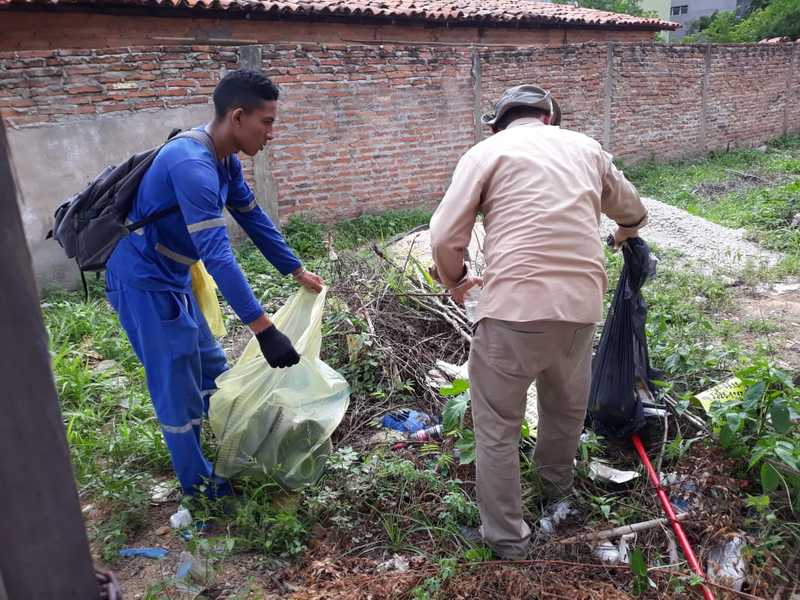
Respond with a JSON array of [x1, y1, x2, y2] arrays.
[[48, 129, 214, 292]]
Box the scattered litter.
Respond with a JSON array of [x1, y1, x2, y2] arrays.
[[81, 503, 94, 514], [119, 547, 168, 559], [588, 460, 640, 484], [425, 360, 469, 390], [642, 406, 668, 419], [381, 410, 433, 434], [367, 429, 407, 446], [105, 375, 129, 391], [408, 424, 443, 442], [150, 480, 177, 504], [694, 377, 744, 413], [155, 525, 171, 536], [773, 282, 800, 294], [425, 360, 538, 432], [539, 500, 577, 536], [91, 359, 117, 374], [592, 533, 634, 564], [174, 551, 215, 596], [668, 479, 699, 514], [665, 529, 680, 564], [376, 554, 410, 573], [707, 535, 748, 592], [170, 507, 192, 529], [346, 333, 366, 363]]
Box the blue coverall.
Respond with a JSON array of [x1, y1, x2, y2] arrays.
[[106, 129, 301, 497]]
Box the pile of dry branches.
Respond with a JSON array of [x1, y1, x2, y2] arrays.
[[324, 239, 472, 425]]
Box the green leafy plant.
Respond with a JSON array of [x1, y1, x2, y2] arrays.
[[709, 359, 799, 507], [629, 549, 656, 595]]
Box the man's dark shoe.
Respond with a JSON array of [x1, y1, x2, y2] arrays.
[[459, 526, 484, 546]]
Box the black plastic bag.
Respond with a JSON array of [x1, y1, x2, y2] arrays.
[[587, 238, 657, 441]]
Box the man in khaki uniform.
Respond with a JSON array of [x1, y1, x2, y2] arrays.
[[429, 85, 648, 559]]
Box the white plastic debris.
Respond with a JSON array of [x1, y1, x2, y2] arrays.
[[539, 500, 577, 536], [91, 359, 117, 374], [169, 507, 192, 529], [150, 481, 177, 504], [706, 535, 747, 592], [592, 533, 634, 564], [174, 551, 215, 596], [773, 282, 800, 294], [376, 554, 410, 573], [642, 407, 668, 419], [588, 460, 640, 484], [425, 359, 538, 432], [367, 429, 406, 446], [660, 472, 683, 486]]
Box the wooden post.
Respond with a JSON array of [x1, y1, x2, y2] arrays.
[[0, 121, 98, 597]]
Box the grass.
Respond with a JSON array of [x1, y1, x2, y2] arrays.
[[625, 135, 800, 273], [283, 208, 432, 260], [40, 155, 800, 595]]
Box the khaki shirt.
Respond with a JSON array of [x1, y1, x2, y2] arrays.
[[430, 118, 647, 325]]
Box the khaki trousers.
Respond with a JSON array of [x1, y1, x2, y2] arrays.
[[468, 318, 595, 559]]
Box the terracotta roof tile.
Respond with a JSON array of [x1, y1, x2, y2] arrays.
[[0, 0, 679, 30]]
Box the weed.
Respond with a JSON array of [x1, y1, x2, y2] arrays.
[[625, 135, 800, 271], [281, 209, 432, 260], [410, 556, 458, 600]]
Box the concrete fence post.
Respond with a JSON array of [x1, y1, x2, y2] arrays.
[[239, 45, 280, 225], [785, 43, 798, 137], [471, 46, 484, 145], [603, 42, 614, 151], [700, 44, 711, 154]]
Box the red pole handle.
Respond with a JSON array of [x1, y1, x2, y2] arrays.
[[631, 434, 716, 600]]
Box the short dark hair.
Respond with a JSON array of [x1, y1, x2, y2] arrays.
[[213, 69, 280, 119], [492, 106, 548, 133]]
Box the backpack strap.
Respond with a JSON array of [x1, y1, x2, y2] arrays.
[[171, 129, 216, 157], [125, 129, 217, 233]]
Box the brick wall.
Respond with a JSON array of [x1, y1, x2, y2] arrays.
[[262, 44, 474, 219], [1, 41, 798, 225], [609, 44, 707, 162], [706, 44, 796, 153], [0, 47, 237, 127]]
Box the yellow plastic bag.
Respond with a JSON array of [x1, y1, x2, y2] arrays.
[[209, 287, 350, 489], [190, 261, 227, 338]]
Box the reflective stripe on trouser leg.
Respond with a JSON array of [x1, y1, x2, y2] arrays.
[[105, 270, 215, 495]]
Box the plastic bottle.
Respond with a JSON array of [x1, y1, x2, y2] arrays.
[[463, 286, 481, 323], [408, 424, 443, 441]]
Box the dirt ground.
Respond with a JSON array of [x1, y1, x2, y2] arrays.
[[729, 282, 800, 375], [91, 205, 800, 599]]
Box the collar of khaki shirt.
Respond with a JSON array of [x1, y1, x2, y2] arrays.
[[505, 117, 547, 130]]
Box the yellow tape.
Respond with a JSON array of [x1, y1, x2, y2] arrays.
[[694, 377, 744, 413]]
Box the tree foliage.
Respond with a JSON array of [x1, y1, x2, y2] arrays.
[[681, 0, 800, 42]]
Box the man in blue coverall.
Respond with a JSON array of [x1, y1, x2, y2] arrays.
[[106, 69, 324, 498]]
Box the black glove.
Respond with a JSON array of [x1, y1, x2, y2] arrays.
[[256, 325, 300, 368]]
